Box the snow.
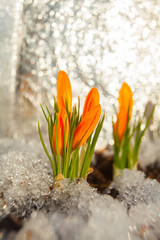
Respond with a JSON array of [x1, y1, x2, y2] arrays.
[[110, 169, 160, 209], [0, 145, 52, 218], [130, 201, 160, 240], [1, 138, 160, 240]]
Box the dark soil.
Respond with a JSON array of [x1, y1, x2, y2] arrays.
[[87, 145, 114, 193], [87, 145, 160, 193], [0, 214, 22, 240], [0, 214, 22, 232], [138, 161, 160, 182]]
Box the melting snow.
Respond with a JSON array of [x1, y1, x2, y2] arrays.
[[1, 138, 160, 240]]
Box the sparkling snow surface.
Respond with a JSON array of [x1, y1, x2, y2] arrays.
[[1, 138, 160, 240], [110, 169, 160, 209]]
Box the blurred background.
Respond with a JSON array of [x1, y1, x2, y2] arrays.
[[1, 0, 160, 148]]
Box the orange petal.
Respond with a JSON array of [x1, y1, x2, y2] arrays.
[[53, 107, 69, 155], [57, 71, 72, 113], [114, 82, 133, 141], [114, 109, 128, 141], [118, 82, 133, 119], [82, 87, 100, 118], [72, 104, 101, 150]]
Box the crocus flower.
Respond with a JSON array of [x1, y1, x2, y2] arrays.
[[52, 107, 69, 155], [57, 71, 72, 114], [55, 70, 101, 153], [39, 70, 104, 180], [114, 82, 133, 142], [82, 87, 100, 118], [72, 104, 101, 150], [71, 87, 101, 150]]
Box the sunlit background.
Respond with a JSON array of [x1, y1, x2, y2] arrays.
[[1, 0, 160, 147]]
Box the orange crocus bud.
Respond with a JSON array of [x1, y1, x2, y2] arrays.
[[57, 71, 72, 114], [53, 107, 69, 155], [114, 82, 133, 142], [82, 87, 100, 118], [72, 104, 101, 150]]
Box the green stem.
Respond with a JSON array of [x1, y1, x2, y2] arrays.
[[38, 122, 55, 178], [55, 114, 61, 174]]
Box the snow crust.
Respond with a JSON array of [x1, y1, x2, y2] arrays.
[[1, 138, 160, 240]]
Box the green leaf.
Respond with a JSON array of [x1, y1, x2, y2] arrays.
[[48, 116, 57, 174], [121, 126, 130, 169], [64, 98, 70, 121], [62, 118, 67, 174], [140, 104, 156, 139], [40, 104, 48, 122], [53, 95, 59, 113], [132, 104, 156, 166], [112, 118, 120, 168], [38, 122, 55, 177], [80, 114, 105, 177], [54, 114, 61, 174], [64, 116, 77, 177], [68, 148, 79, 179], [45, 104, 51, 116]]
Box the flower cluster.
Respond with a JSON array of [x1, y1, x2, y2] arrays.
[[38, 71, 104, 180], [113, 82, 155, 176], [39, 72, 155, 181]]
